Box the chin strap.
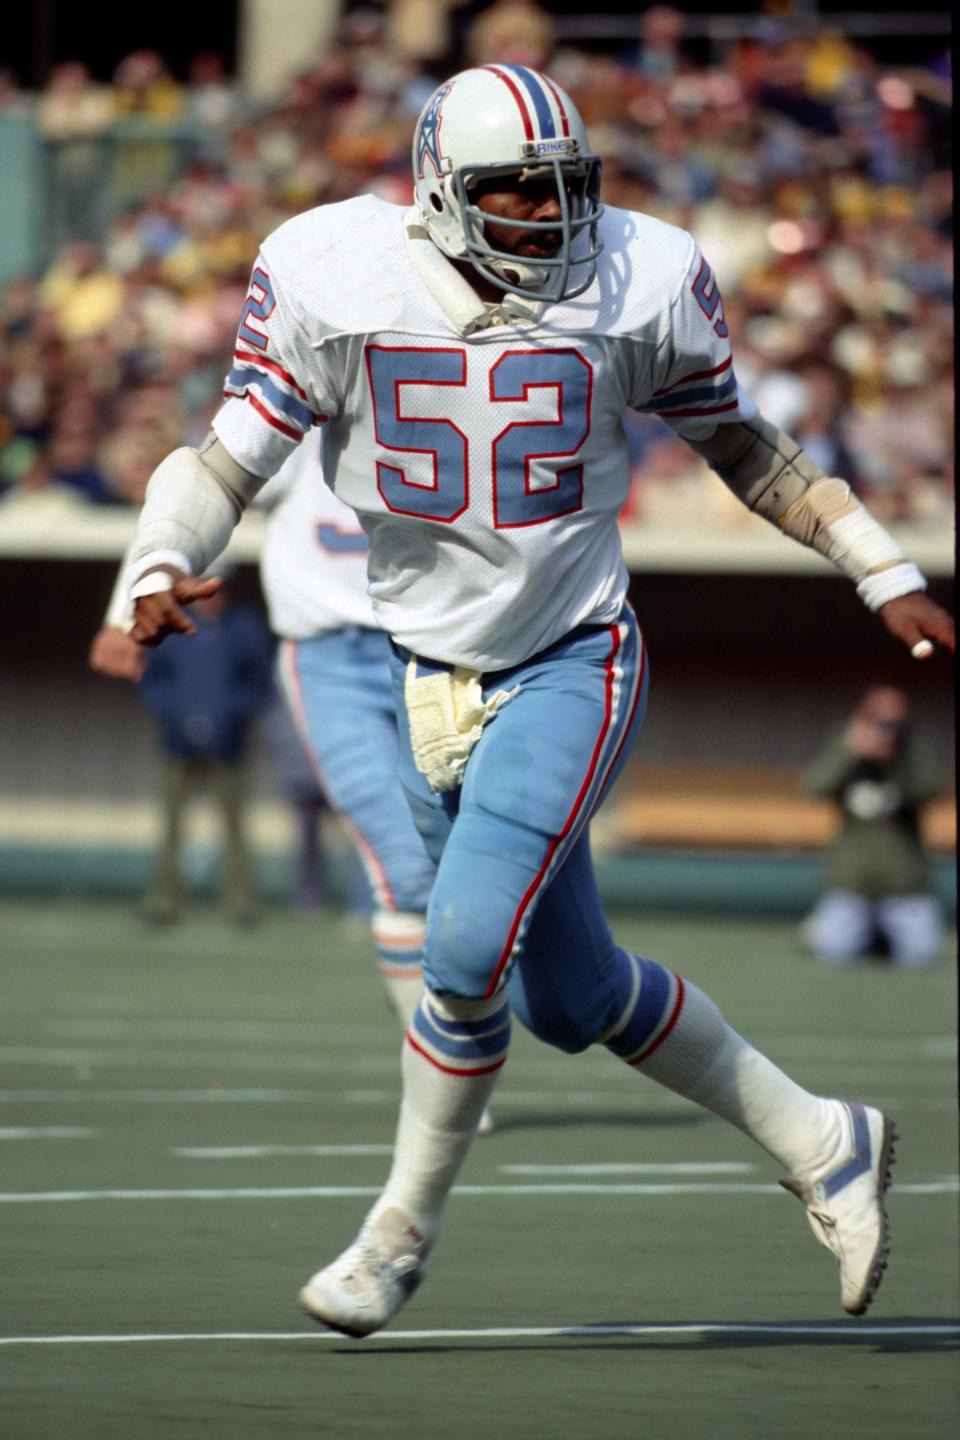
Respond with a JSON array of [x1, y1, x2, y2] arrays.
[[405, 212, 544, 333]]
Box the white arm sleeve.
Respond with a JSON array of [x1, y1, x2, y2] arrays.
[[126, 436, 266, 598], [104, 544, 136, 629]]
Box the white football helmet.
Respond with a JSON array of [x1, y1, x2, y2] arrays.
[[412, 65, 603, 303]]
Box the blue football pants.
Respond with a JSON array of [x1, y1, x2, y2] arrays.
[[389, 606, 650, 1052], [279, 628, 435, 918]]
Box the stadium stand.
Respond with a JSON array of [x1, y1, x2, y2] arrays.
[[0, 4, 953, 907]]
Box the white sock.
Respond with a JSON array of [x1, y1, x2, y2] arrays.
[[374, 991, 510, 1246], [607, 956, 841, 1177], [380, 968, 424, 1029], [372, 908, 426, 1028]]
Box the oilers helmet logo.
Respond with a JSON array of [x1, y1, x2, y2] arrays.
[[415, 82, 452, 179]]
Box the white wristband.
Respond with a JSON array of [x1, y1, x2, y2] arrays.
[[127, 549, 193, 601], [856, 562, 927, 612]]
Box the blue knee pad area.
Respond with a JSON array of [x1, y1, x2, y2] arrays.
[[507, 942, 641, 1054], [603, 953, 680, 1063]]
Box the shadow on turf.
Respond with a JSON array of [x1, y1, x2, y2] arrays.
[[327, 1319, 959, 1358], [481, 1110, 710, 1134]]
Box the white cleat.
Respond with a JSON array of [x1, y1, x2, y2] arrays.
[[780, 1100, 896, 1316], [299, 1207, 425, 1338]]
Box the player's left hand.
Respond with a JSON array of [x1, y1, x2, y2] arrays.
[[878, 591, 955, 660]]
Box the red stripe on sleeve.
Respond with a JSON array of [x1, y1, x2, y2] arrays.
[[235, 348, 310, 403], [652, 355, 732, 397], [246, 391, 303, 440], [654, 399, 740, 419]]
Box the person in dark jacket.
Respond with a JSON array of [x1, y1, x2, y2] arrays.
[[800, 685, 946, 967], [138, 573, 274, 924]]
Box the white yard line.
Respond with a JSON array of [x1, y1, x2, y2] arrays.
[[40, 1019, 371, 1043], [0, 1179, 956, 1204], [0, 1127, 99, 1140], [3, 1043, 954, 1075], [170, 1156, 756, 1172], [28, 1019, 957, 1058], [500, 1162, 754, 1175], [170, 1153, 754, 1170], [1, 1087, 955, 1113], [755, 1036, 957, 1061], [0, 1087, 680, 1105], [172, 1144, 395, 1158], [1, 1321, 956, 1347], [0, 1046, 404, 1075], [20, 1019, 955, 1065], [0, 1088, 361, 1103]]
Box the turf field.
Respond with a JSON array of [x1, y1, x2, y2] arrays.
[[1, 898, 957, 1439]]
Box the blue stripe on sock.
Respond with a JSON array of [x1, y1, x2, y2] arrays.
[[604, 955, 672, 1059], [378, 951, 421, 972], [412, 1001, 511, 1061]]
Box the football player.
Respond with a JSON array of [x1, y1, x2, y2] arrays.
[[257, 435, 436, 1030], [122, 66, 954, 1334]]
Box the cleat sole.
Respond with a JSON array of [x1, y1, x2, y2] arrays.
[[846, 1115, 896, 1316]]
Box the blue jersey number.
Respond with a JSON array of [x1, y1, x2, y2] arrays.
[[238, 267, 276, 352], [366, 346, 469, 522], [491, 349, 591, 527], [691, 257, 728, 339], [366, 345, 592, 527]]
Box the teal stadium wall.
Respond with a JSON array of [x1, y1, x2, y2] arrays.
[[0, 560, 953, 915], [0, 117, 43, 284]]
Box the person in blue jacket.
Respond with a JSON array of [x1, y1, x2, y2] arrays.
[[138, 568, 274, 925]]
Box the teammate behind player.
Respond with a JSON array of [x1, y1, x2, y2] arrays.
[[122, 66, 953, 1334], [256, 438, 435, 1030], [91, 443, 501, 1127]]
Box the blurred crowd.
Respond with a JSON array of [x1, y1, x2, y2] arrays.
[[0, 1, 953, 530]]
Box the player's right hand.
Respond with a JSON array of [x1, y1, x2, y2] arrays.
[[130, 572, 222, 646], [88, 626, 147, 681]]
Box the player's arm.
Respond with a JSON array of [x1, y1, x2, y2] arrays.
[[646, 239, 953, 660], [128, 248, 331, 645], [127, 433, 263, 645], [89, 531, 225, 671], [88, 545, 148, 680], [687, 416, 954, 659]]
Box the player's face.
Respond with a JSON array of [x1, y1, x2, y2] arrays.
[[469, 173, 566, 259]]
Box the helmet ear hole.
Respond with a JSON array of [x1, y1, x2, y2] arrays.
[[429, 192, 444, 213]]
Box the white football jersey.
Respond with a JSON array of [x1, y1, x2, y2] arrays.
[[213, 195, 756, 670], [257, 431, 376, 640]]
